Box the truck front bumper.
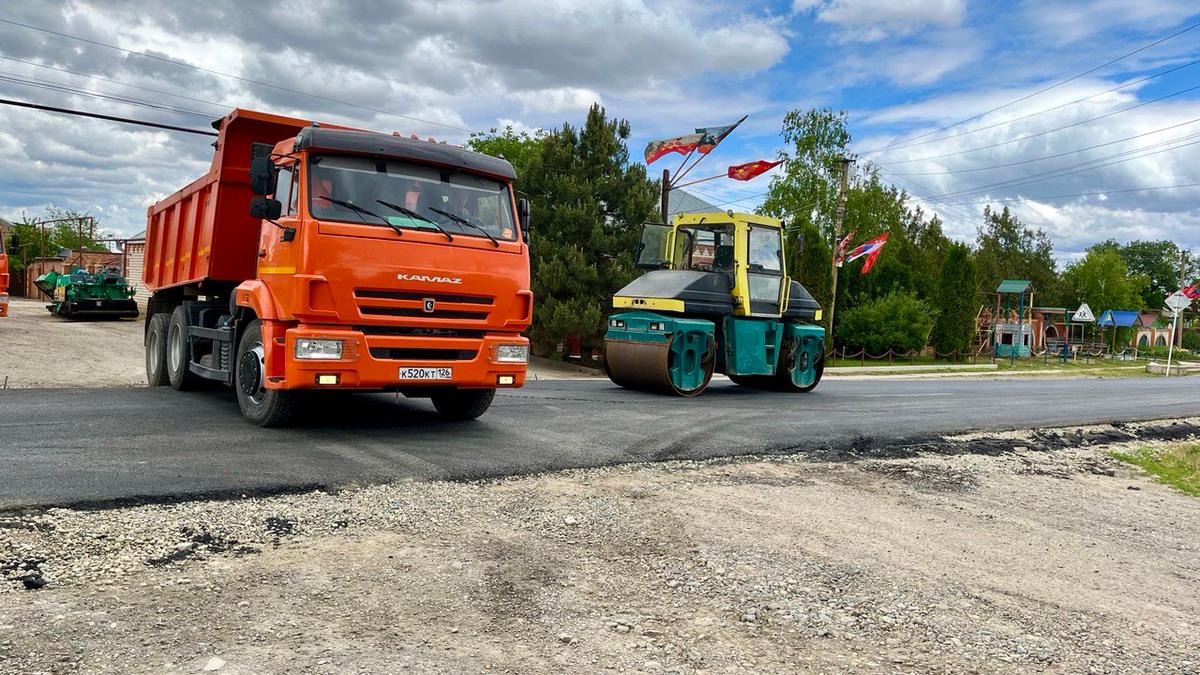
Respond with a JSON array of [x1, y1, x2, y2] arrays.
[[273, 325, 528, 390]]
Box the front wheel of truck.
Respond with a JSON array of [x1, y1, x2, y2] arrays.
[[235, 319, 300, 427], [430, 388, 495, 421]]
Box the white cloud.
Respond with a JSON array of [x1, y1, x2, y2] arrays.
[[797, 0, 966, 41]]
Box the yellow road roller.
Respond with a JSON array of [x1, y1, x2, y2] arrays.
[[604, 211, 824, 396]]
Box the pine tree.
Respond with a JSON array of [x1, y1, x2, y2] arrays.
[[930, 242, 979, 355], [518, 104, 659, 353]]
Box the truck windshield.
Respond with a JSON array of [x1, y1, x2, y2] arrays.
[[309, 155, 517, 241]]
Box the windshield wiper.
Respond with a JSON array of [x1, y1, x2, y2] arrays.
[[323, 197, 388, 224], [429, 207, 500, 248], [376, 200, 453, 242]]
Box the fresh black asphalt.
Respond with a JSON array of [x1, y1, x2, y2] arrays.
[[1, 376, 1197, 509]]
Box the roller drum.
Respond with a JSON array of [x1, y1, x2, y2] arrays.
[[604, 336, 714, 397]]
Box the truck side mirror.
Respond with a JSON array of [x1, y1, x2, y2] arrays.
[[249, 142, 277, 195], [7, 234, 17, 252], [250, 197, 283, 221], [517, 197, 531, 241]]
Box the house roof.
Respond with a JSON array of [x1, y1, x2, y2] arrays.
[[1097, 310, 1140, 327], [996, 279, 1033, 294], [127, 229, 146, 242], [667, 189, 718, 217]]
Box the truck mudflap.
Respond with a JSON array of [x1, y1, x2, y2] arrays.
[[0, 293, 8, 317], [271, 325, 528, 390]]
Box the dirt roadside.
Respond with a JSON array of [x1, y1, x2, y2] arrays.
[[3, 421, 1198, 673]]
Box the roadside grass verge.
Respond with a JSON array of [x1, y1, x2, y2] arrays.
[[1110, 444, 1200, 496]]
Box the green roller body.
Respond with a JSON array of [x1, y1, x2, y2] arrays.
[[603, 310, 715, 396]]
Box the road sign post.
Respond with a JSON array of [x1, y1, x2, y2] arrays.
[[1163, 292, 1192, 377]]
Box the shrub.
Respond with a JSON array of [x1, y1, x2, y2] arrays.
[[838, 291, 934, 354], [1182, 330, 1200, 352]]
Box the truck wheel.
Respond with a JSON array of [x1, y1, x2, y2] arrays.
[[235, 319, 300, 427], [166, 306, 202, 391], [145, 313, 170, 387], [430, 388, 495, 421]]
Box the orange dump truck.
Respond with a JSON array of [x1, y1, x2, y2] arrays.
[[143, 109, 532, 426]]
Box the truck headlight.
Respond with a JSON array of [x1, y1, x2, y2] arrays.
[[494, 344, 529, 363], [295, 338, 343, 360]]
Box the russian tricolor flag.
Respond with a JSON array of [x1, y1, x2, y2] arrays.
[[844, 232, 889, 274]]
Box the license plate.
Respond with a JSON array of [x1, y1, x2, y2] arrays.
[[398, 367, 452, 381]]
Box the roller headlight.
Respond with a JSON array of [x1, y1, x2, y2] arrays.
[[295, 338, 343, 360], [495, 344, 529, 363]]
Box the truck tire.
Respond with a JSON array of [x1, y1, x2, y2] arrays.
[[430, 388, 495, 421], [235, 319, 300, 427], [166, 306, 202, 391], [145, 313, 170, 387]]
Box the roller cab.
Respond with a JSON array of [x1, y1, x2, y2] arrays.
[[604, 212, 824, 396]]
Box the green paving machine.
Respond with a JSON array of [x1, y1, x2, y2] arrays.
[[603, 211, 825, 396], [34, 266, 139, 320]]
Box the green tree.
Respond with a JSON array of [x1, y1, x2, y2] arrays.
[[7, 206, 110, 273], [974, 205, 1059, 305], [759, 108, 851, 315], [929, 242, 978, 354], [1062, 248, 1148, 313], [1089, 239, 1195, 309], [837, 291, 934, 353], [514, 104, 659, 353], [466, 124, 545, 179]]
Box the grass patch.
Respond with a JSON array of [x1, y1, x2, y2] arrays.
[[1110, 444, 1200, 496]]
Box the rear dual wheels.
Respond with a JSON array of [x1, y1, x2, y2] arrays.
[[166, 306, 204, 391], [145, 313, 170, 386]]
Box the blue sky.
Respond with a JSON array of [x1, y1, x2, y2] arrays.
[[0, 1, 1197, 262]]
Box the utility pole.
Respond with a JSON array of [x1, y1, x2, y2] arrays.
[[661, 168, 671, 225], [827, 157, 852, 337], [1177, 249, 1189, 348]]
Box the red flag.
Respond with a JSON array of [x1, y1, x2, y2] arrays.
[[844, 232, 888, 274], [1184, 282, 1199, 300], [727, 159, 783, 181]]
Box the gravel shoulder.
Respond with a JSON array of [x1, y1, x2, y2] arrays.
[[3, 422, 1198, 673]]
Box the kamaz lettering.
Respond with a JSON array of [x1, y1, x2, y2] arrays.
[[397, 274, 464, 285]]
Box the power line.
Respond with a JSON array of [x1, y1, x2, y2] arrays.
[[940, 181, 1200, 207], [890, 115, 1200, 175], [0, 17, 474, 133], [873, 166, 984, 225], [0, 54, 233, 112], [860, 18, 1200, 156], [0, 96, 218, 136], [0, 71, 214, 119], [923, 134, 1200, 202], [868, 56, 1200, 156], [877, 82, 1200, 166]]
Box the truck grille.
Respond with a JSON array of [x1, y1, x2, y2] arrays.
[[354, 288, 494, 322], [368, 347, 478, 361]]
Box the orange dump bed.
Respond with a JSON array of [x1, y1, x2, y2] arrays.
[[143, 109, 314, 291]]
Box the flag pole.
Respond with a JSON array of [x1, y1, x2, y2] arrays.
[[672, 114, 747, 188], [668, 145, 699, 187], [672, 173, 727, 189]]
